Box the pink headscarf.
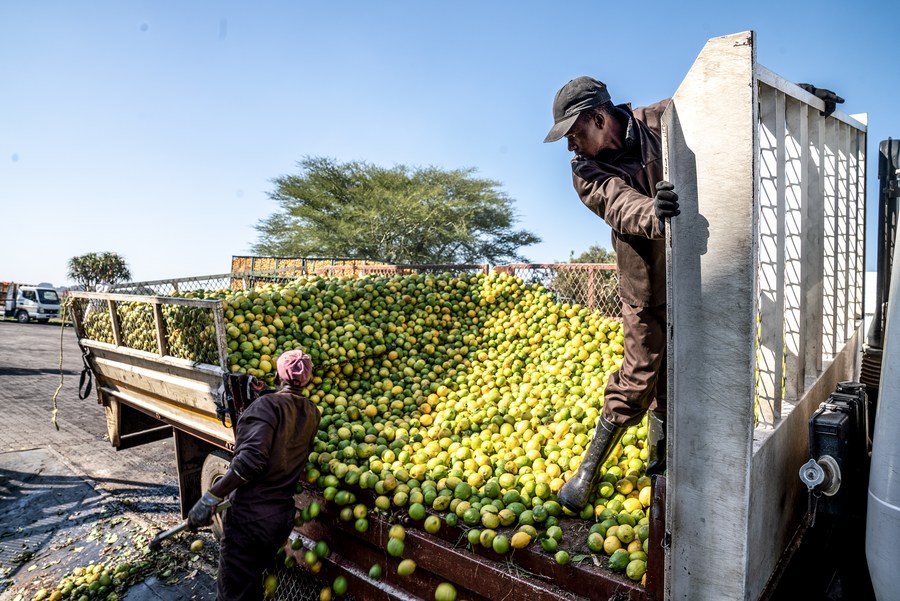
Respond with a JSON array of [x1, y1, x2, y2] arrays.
[[276, 349, 313, 386]]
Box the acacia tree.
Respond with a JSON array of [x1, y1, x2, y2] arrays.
[[253, 157, 541, 264], [67, 252, 132, 291], [569, 244, 616, 264]]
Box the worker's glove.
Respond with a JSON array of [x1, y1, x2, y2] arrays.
[[187, 491, 222, 531], [654, 181, 680, 220], [797, 84, 845, 117]]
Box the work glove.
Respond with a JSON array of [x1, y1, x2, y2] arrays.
[[187, 491, 222, 531], [797, 84, 845, 117], [655, 181, 680, 220]]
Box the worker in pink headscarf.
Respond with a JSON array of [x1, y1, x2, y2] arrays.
[[188, 349, 321, 601]]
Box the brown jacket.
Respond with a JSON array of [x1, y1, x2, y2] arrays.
[[229, 387, 321, 519], [571, 99, 669, 307]]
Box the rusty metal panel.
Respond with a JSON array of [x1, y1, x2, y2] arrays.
[[294, 489, 653, 601]]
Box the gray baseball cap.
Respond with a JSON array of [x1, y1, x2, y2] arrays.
[[543, 76, 611, 143]]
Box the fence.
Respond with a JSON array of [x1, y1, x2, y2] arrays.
[[494, 263, 620, 318], [107, 263, 622, 319], [108, 270, 308, 297]]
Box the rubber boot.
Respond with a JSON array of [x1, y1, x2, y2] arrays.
[[646, 410, 666, 476], [558, 416, 625, 513]]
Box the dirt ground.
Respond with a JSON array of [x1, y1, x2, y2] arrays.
[[0, 319, 220, 600]]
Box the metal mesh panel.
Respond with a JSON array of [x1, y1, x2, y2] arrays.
[[161, 303, 221, 364], [74, 298, 115, 344], [110, 274, 238, 296], [116, 301, 158, 353], [264, 563, 333, 601], [69, 293, 225, 365], [493, 264, 621, 319]]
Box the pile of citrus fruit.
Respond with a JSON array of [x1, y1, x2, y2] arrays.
[[84, 271, 652, 586]]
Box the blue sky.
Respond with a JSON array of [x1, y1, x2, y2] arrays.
[[2, 1, 897, 287]]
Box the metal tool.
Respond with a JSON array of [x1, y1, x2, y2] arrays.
[[149, 500, 231, 551]]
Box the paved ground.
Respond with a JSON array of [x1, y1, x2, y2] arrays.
[[0, 320, 219, 600]]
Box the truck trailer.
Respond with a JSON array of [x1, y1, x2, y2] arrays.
[[67, 31, 897, 600]]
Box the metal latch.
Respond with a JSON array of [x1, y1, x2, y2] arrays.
[[799, 456, 841, 526]]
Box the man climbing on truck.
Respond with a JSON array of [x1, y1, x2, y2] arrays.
[[543, 76, 678, 512], [187, 349, 321, 601], [543, 76, 845, 513]]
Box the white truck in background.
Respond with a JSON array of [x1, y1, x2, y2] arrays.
[[2, 281, 61, 323]]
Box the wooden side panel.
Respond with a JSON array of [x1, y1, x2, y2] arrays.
[[85, 342, 235, 449]]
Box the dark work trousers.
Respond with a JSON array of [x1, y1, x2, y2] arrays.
[[601, 302, 667, 427], [216, 505, 294, 601]]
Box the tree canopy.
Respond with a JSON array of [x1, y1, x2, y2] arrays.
[[569, 244, 616, 264], [253, 157, 541, 265], [67, 252, 131, 291]]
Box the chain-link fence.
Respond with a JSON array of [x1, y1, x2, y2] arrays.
[[106, 271, 297, 297], [264, 563, 334, 601], [313, 263, 490, 278], [493, 263, 621, 319], [107, 262, 619, 318], [76, 263, 621, 365]]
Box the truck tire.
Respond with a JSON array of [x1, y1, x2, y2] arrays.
[[201, 450, 232, 541], [15, 310, 29, 323]]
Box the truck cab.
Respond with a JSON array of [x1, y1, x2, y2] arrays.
[[3, 282, 61, 323]]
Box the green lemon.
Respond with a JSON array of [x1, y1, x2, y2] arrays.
[[587, 532, 605, 552], [397, 559, 417, 576], [408, 502, 426, 521], [540, 537, 558, 553], [492, 534, 510, 554], [626, 559, 647, 581], [387, 537, 405, 557], [609, 548, 630, 572], [333, 575, 348, 595]]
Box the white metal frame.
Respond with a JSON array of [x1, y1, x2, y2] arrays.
[[662, 31, 867, 600]]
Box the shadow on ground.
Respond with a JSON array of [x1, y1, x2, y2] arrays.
[[0, 448, 218, 599]]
